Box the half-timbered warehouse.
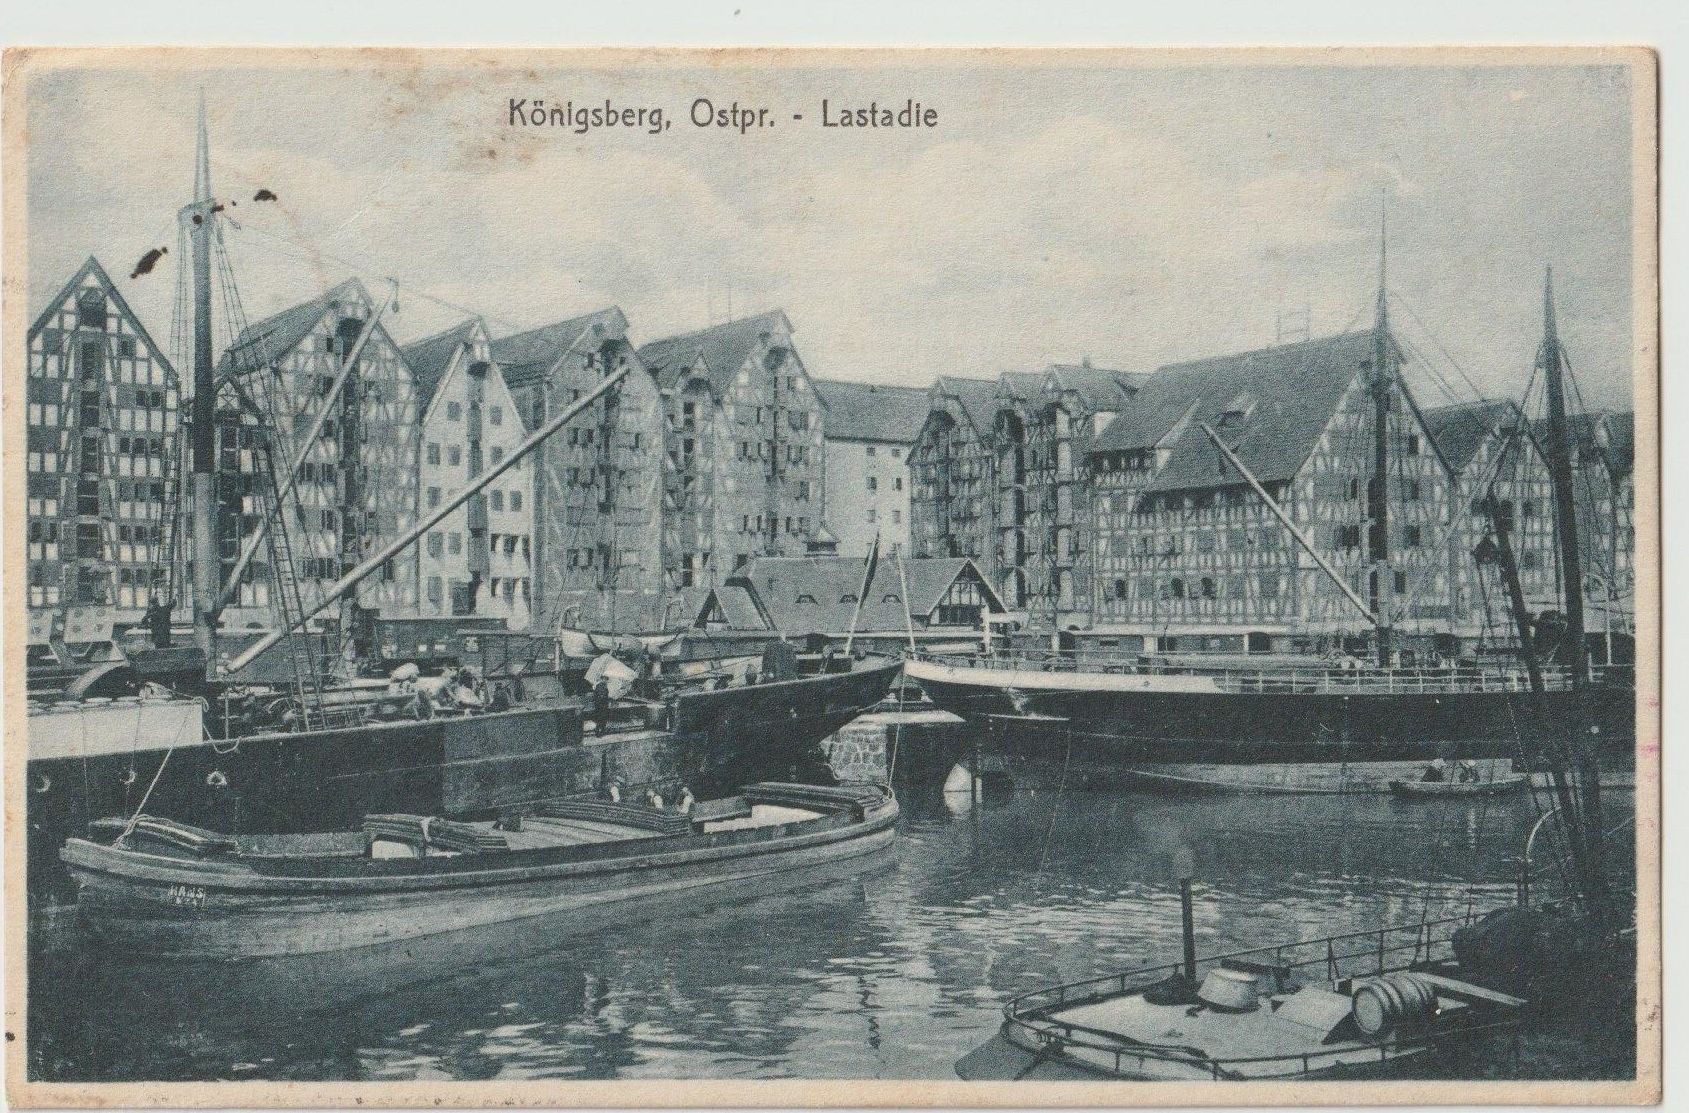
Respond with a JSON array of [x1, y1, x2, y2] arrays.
[[401, 317, 534, 627], [1421, 400, 1558, 640], [909, 375, 1001, 580], [638, 311, 826, 590], [990, 363, 1145, 628], [25, 257, 181, 619], [492, 307, 668, 631], [1085, 330, 1455, 656], [216, 278, 420, 629]]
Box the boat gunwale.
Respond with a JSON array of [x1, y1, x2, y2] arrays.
[[907, 650, 1578, 696], [219, 700, 577, 748], [672, 654, 902, 701], [61, 794, 899, 895]]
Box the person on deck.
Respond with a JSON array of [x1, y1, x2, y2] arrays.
[[592, 678, 611, 736], [1421, 757, 1450, 783]]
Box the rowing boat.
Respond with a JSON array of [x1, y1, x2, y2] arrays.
[[62, 782, 898, 959], [1388, 775, 1529, 799]]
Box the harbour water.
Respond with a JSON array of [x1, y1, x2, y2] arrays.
[[27, 767, 1635, 1082]]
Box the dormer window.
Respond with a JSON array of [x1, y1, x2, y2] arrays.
[[1218, 391, 1256, 426]]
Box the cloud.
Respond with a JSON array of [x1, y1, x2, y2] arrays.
[[23, 57, 1638, 412]]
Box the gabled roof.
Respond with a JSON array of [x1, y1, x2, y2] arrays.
[[491, 307, 627, 391], [998, 370, 1045, 400], [1531, 410, 1637, 479], [813, 379, 930, 443], [221, 278, 365, 375], [933, 375, 1001, 440], [1091, 331, 1390, 493], [1045, 364, 1148, 410], [1421, 400, 1528, 474], [691, 584, 771, 630], [637, 310, 793, 397], [401, 317, 485, 409], [731, 556, 1001, 635], [29, 256, 177, 384]]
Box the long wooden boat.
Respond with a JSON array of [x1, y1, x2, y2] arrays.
[[27, 694, 581, 910], [955, 912, 1526, 1082], [61, 782, 898, 959], [1117, 759, 1520, 796], [1389, 774, 1529, 799]]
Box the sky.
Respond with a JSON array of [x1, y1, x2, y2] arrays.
[[23, 52, 1642, 412]]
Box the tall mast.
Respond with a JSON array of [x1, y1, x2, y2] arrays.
[[186, 92, 220, 658], [1367, 201, 1394, 667], [1536, 265, 1606, 924], [1540, 268, 1586, 674]]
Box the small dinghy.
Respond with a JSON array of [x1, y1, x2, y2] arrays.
[[62, 782, 898, 959], [1389, 774, 1529, 799], [956, 914, 1526, 1081]]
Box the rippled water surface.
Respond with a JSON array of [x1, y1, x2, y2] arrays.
[[30, 778, 1630, 1082]]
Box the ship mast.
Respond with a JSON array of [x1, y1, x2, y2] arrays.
[[1537, 266, 1607, 922], [1540, 268, 1587, 677], [1367, 203, 1395, 667], [185, 94, 220, 659]]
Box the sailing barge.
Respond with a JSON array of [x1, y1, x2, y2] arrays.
[[63, 782, 899, 958]]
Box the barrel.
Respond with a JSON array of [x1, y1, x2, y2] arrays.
[[1351, 973, 1437, 1036]]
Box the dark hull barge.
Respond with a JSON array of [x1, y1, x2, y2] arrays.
[[63, 782, 899, 959], [956, 912, 1525, 1082], [29, 655, 901, 910], [908, 654, 1635, 763], [28, 697, 580, 908]]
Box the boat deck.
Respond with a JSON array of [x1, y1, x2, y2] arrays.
[[1032, 985, 1471, 1080]]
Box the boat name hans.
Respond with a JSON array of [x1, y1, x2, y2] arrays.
[[167, 884, 207, 909]]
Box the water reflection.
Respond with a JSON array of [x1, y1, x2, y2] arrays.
[[30, 783, 1630, 1082]]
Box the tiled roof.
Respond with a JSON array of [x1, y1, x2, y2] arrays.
[[732, 556, 999, 634], [221, 279, 363, 374], [934, 375, 1002, 441], [400, 318, 482, 409], [999, 370, 1045, 400], [813, 379, 930, 443], [1421, 400, 1525, 473], [1046, 364, 1148, 409], [1091, 331, 1390, 493], [1531, 410, 1637, 478], [636, 310, 792, 397], [491, 307, 626, 391]]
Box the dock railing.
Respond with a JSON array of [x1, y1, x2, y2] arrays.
[[913, 648, 1580, 695]]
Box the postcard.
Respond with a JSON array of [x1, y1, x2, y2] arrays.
[[2, 46, 1659, 1106]]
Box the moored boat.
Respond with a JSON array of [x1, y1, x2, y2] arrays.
[[955, 912, 1526, 1082], [1118, 758, 1520, 796], [62, 781, 899, 959], [1389, 774, 1529, 799]]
